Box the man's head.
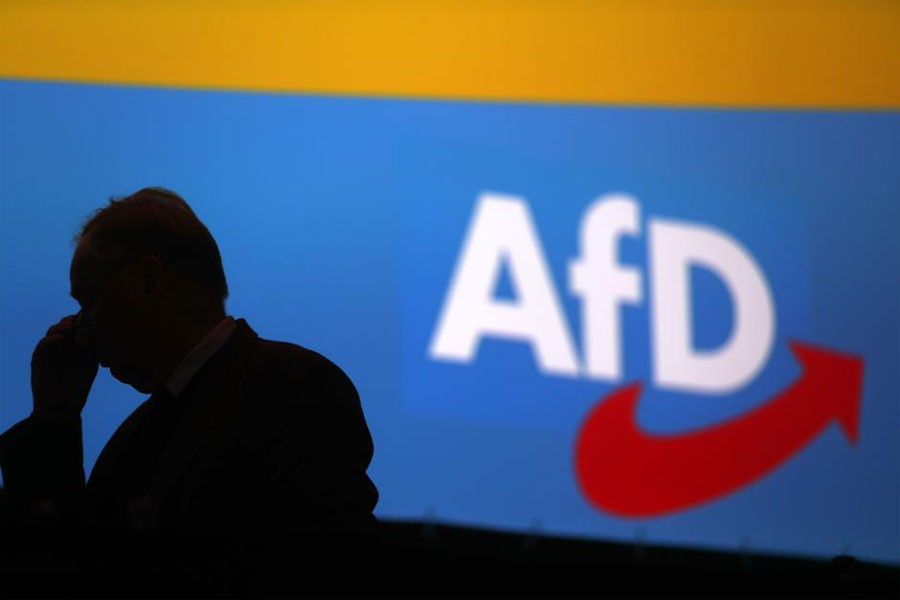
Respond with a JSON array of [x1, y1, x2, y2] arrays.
[[69, 188, 228, 393]]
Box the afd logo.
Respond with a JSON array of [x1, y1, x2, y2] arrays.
[[429, 191, 864, 517], [430, 192, 774, 393]]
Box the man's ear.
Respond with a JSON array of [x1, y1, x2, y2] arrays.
[[135, 255, 166, 304]]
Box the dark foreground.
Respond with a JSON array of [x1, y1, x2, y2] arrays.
[[2, 518, 897, 599]]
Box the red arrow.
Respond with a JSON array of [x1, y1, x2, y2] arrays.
[[574, 341, 864, 517]]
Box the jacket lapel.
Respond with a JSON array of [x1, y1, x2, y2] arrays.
[[147, 320, 259, 509], [87, 399, 156, 491]]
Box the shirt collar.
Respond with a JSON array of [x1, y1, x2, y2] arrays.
[[164, 316, 237, 397]]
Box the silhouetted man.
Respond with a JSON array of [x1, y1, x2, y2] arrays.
[[0, 188, 379, 596]]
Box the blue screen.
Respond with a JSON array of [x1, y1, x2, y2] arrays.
[[1, 80, 897, 565]]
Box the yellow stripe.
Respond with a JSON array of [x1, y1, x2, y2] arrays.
[[2, 0, 898, 108]]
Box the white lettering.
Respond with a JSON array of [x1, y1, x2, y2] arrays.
[[430, 192, 777, 395], [649, 219, 775, 393], [569, 194, 643, 380], [429, 193, 580, 376]]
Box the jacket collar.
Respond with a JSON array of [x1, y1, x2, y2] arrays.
[[147, 318, 260, 504]]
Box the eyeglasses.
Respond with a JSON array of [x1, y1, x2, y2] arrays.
[[72, 258, 137, 350], [76, 259, 135, 312]]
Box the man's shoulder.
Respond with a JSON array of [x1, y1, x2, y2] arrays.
[[234, 322, 357, 399], [226, 323, 368, 439], [255, 337, 345, 378]]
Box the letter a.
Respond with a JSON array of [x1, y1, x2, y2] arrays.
[[429, 192, 579, 376]]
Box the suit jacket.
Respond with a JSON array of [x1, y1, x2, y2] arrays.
[[0, 319, 379, 595]]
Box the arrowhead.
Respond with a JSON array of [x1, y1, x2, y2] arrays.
[[789, 341, 864, 445]]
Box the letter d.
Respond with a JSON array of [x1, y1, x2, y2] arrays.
[[649, 219, 775, 394]]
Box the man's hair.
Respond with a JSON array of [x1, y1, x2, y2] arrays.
[[75, 187, 229, 304]]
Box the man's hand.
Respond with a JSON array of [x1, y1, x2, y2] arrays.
[[31, 314, 99, 423]]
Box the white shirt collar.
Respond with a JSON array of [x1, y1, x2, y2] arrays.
[[164, 316, 237, 397]]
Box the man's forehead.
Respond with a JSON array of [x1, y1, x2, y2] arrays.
[[69, 236, 111, 297], [71, 236, 99, 272]]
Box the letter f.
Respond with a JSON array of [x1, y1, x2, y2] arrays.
[[569, 194, 642, 380]]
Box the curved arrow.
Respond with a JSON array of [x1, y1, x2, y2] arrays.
[[574, 341, 864, 517]]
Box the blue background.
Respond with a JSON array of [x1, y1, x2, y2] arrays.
[[1, 80, 897, 564]]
